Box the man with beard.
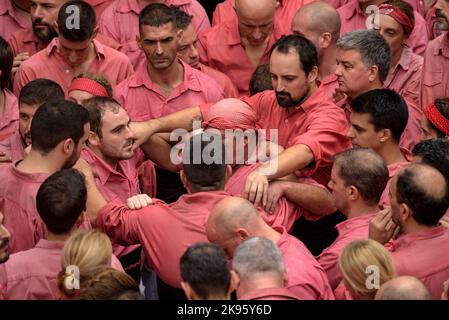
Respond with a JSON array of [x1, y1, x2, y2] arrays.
[[422, 0, 449, 109], [0, 99, 90, 254], [0, 79, 64, 163]]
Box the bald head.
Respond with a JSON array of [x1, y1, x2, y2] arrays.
[[235, 0, 277, 19], [375, 276, 432, 300]]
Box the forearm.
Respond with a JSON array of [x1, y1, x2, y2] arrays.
[[283, 182, 336, 215], [84, 174, 108, 226], [140, 133, 179, 172]]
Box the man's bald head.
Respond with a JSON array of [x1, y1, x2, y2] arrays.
[[375, 276, 432, 300], [235, 0, 277, 19]]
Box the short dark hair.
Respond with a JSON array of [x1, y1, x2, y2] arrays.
[[249, 64, 273, 96], [36, 169, 86, 234], [31, 100, 90, 154], [334, 148, 389, 205], [385, 0, 415, 36], [139, 3, 176, 33], [58, 0, 96, 41], [0, 36, 13, 89], [83, 96, 121, 138], [412, 139, 449, 183], [171, 5, 192, 30], [270, 34, 318, 76], [396, 165, 449, 226], [351, 88, 408, 143], [182, 132, 227, 192], [180, 242, 231, 299], [19, 79, 64, 106]]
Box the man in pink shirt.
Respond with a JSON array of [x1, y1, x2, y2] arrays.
[[347, 89, 411, 206], [207, 196, 335, 300], [0, 99, 90, 254], [337, 0, 428, 55], [172, 6, 239, 98], [318, 148, 388, 289], [199, 0, 284, 96], [0, 0, 31, 41], [99, 0, 210, 69], [14, 0, 134, 96], [369, 163, 449, 299], [421, 0, 449, 110], [291, 2, 341, 100], [0, 79, 64, 164]]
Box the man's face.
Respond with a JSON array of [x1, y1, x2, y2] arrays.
[[291, 14, 323, 57], [63, 122, 90, 169], [68, 90, 95, 105], [237, 8, 274, 47], [347, 112, 382, 149], [177, 23, 200, 69], [328, 163, 350, 213], [31, 0, 63, 43], [96, 107, 135, 162], [19, 103, 40, 147], [0, 212, 11, 264], [139, 23, 179, 70], [270, 49, 312, 108], [58, 35, 92, 68], [435, 0, 449, 31], [375, 14, 406, 58], [335, 49, 373, 98]]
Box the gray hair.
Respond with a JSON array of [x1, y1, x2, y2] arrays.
[[232, 237, 284, 280], [336, 30, 391, 83]]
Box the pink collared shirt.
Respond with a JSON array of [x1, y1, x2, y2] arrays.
[[99, 0, 210, 69], [115, 60, 224, 121], [199, 63, 239, 98], [0, 89, 19, 141], [275, 226, 335, 300], [212, 0, 314, 35], [0, 131, 25, 164], [13, 38, 134, 97], [96, 191, 231, 289], [198, 19, 284, 96], [318, 213, 376, 290], [337, 1, 428, 56], [321, 74, 339, 102], [238, 287, 303, 300], [0, 1, 31, 41], [390, 226, 449, 300], [379, 150, 411, 207], [0, 162, 47, 254], [421, 32, 449, 110]]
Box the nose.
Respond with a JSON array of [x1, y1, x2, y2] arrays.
[[334, 63, 343, 77], [33, 5, 44, 19], [346, 126, 355, 139], [125, 126, 134, 140], [25, 118, 32, 134], [435, 0, 442, 10], [156, 42, 163, 55], [0, 225, 11, 242], [189, 44, 199, 60], [275, 79, 285, 93]]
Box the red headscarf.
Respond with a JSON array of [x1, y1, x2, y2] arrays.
[[378, 4, 414, 36], [424, 102, 449, 136]]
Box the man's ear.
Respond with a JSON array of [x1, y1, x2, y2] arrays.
[[320, 32, 332, 49], [307, 65, 319, 84], [399, 202, 412, 224], [62, 138, 74, 155], [228, 270, 240, 297], [236, 228, 249, 241], [54, 21, 60, 35], [378, 128, 392, 143], [368, 65, 379, 82], [181, 281, 195, 300], [177, 29, 183, 41], [180, 170, 190, 192], [224, 165, 233, 183], [347, 185, 359, 202], [88, 131, 100, 147]]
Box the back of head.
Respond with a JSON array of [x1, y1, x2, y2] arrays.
[[83, 96, 121, 138], [139, 3, 175, 33], [19, 78, 64, 106], [351, 88, 408, 144], [339, 239, 396, 300], [0, 36, 13, 89], [336, 30, 391, 83], [334, 148, 389, 205], [396, 164, 449, 226], [180, 242, 231, 299], [412, 138, 449, 183], [232, 237, 285, 286], [375, 276, 432, 300], [249, 64, 273, 96], [70, 73, 113, 98], [31, 99, 90, 154], [58, 0, 96, 41], [36, 168, 86, 234], [423, 98, 449, 138], [171, 5, 192, 31], [58, 229, 113, 299]]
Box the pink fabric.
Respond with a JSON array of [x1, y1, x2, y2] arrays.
[[323, 0, 350, 9], [400, 96, 423, 152], [85, 0, 114, 20], [69, 78, 109, 97], [421, 32, 449, 110], [337, 1, 428, 56], [0, 131, 25, 163], [0, 163, 47, 254], [0, 1, 31, 41], [198, 19, 284, 96], [321, 74, 339, 102], [390, 226, 449, 300], [275, 226, 335, 300], [385, 46, 423, 108], [13, 38, 134, 97], [0, 89, 19, 141], [96, 191, 231, 289], [202, 98, 260, 130], [379, 149, 411, 207], [318, 213, 376, 290], [238, 287, 302, 300], [98, 0, 210, 69], [212, 0, 314, 35], [333, 281, 353, 300], [199, 63, 239, 98], [115, 60, 224, 121], [425, 5, 441, 40], [8, 28, 123, 57]]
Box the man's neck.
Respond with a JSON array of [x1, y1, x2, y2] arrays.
[[45, 231, 70, 242], [319, 45, 338, 80], [238, 277, 283, 298], [350, 81, 382, 100], [378, 144, 406, 166], [401, 221, 434, 236], [89, 146, 119, 170], [360, 0, 385, 13], [255, 224, 282, 244], [16, 150, 62, 174], [147, 60, 184, 97], [346, 202, 379, 219]]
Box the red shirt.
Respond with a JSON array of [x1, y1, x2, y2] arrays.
[[238, 287, 303, 300], [13, 38, 134, 97], [0, 89, 19, 141], [85, 0, 114, 20], [0, 1, 31, 41], [115, 60, 224, 121], [199, 63, 239, 98], [0, 131, 25, 164]]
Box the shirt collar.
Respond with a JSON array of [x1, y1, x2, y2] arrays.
[[336, 212, 377, 234], [341, 1, 361, 20], [81, 148, 127, 186], [396, 46, 412, 71], [35, 239, 66, 250], [11, 161, 51, 182], [0, 1, 14, 15], [392, 226, 448, 249]]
